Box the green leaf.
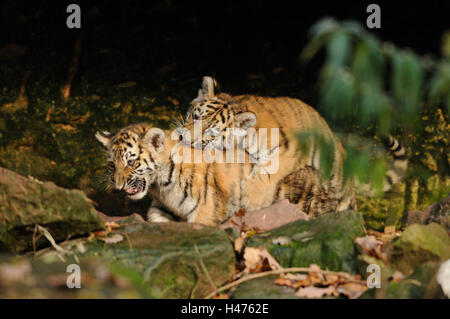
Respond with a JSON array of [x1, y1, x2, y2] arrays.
[[326, 31, 351, 69], [341, 20, 366, 37], [308, 17, 339, 39], [320, 69, 356, 123], [352, 38, 385, 89], [391, 50, 424, 122], [370, 159, 387, 196]]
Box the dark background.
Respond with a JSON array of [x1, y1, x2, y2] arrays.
[[1, 0, 449, 99]]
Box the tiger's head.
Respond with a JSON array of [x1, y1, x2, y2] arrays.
[[95, 124, 166, 200], [183, 76, 257, 150]]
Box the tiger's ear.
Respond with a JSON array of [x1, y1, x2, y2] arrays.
[[95, 131, 113, 148], [235, 112, 257, 130], [193, 76, 218, 102], [142, 128, 166, 153]]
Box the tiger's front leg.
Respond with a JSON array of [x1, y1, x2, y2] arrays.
[[147, 199, 174, 223]]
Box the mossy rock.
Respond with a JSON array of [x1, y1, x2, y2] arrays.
[[0, 254, 143, 298], [247, 211, 366, 273], [388, 223, 450, 274], [385, 262, 445, 299], [35, 218, 236, 299], [232, 276, 299, 299], [0, 167, 104, 254], [357, 183, 406, 232]]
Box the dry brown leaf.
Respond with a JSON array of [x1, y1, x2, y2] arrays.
[[354, 235, 386, 261], [273, 263, 368, 299], [296, 285, 339, 298], [354, 236, 383, 252], [274, 276, 308, 289], [100, 233, 124, 244], [390, 271, 405, 283], [243, 247, 283, 273], [235, 208, 246, 217], [322, 274, 340, 286], [337, 282, 368, 299], [92, 230, 108, 237], [0, 259, 32, 287], [234, 237, 245, 253], [272, 236, 291, 245], [105, 221, 120, 232]]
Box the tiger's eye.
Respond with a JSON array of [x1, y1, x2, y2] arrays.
[[127, 159, 135, 166]]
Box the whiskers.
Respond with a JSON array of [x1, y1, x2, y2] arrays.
[[171, 110, 186, 129], [93, 173, 113, 192]]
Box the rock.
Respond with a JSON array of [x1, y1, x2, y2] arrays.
[[220, 199, 310, 233], [407, 193, 450, 232], [388, 223, 450, 274], [232, 276, 299, 299], [384, 262, 445, 299], [357, 255, 395, 299], [356, 183, 406, 232], [0, 167, 104, 254], [246, 211, 366, 273], [35, 219, 236, 298], [0, 254, 143, 298]]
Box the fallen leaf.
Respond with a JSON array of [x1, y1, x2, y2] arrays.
[[76, 242, 87, 254], [235, 208, 246, 217], [296, 285, 339, 298], [99, 233, 124, 244], [105, 221, 120, 232], [0, 259, 32, 287], [354, 235, 386, 261], [390, 271, 405, 283], [243, 247, 283, 273], [337, 282, 368, 299], [272, 236, 291, 245], [234, 237, 245, 253], [92, 230, 108, 237]]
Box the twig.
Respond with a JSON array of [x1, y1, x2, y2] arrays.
[[204, 267, 364, 299], [190, 262, 203, 299], [34, 224, 79, 263], [194, 244, 217, 291]]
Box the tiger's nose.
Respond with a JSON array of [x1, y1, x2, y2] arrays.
[[114, 182, 126, 191]]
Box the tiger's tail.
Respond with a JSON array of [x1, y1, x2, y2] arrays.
[[356, 135, 408, 196]]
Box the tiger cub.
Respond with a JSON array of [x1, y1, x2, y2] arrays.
[[95, 123, 350, 225], [182, 76, 355, 215], [181, 76, 408, 213]]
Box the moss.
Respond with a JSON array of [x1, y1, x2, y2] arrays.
[[0, 168, 104, 253], [35, 221, 236, 298], [385, 262, 444, 299], [388, 223, 450, 274], [247, 211, 366, 273]]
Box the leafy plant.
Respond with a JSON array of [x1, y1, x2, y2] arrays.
[[299, 18, 450, 229]]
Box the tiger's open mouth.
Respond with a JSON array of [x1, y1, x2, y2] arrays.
[[126, 180, 146, 197]]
